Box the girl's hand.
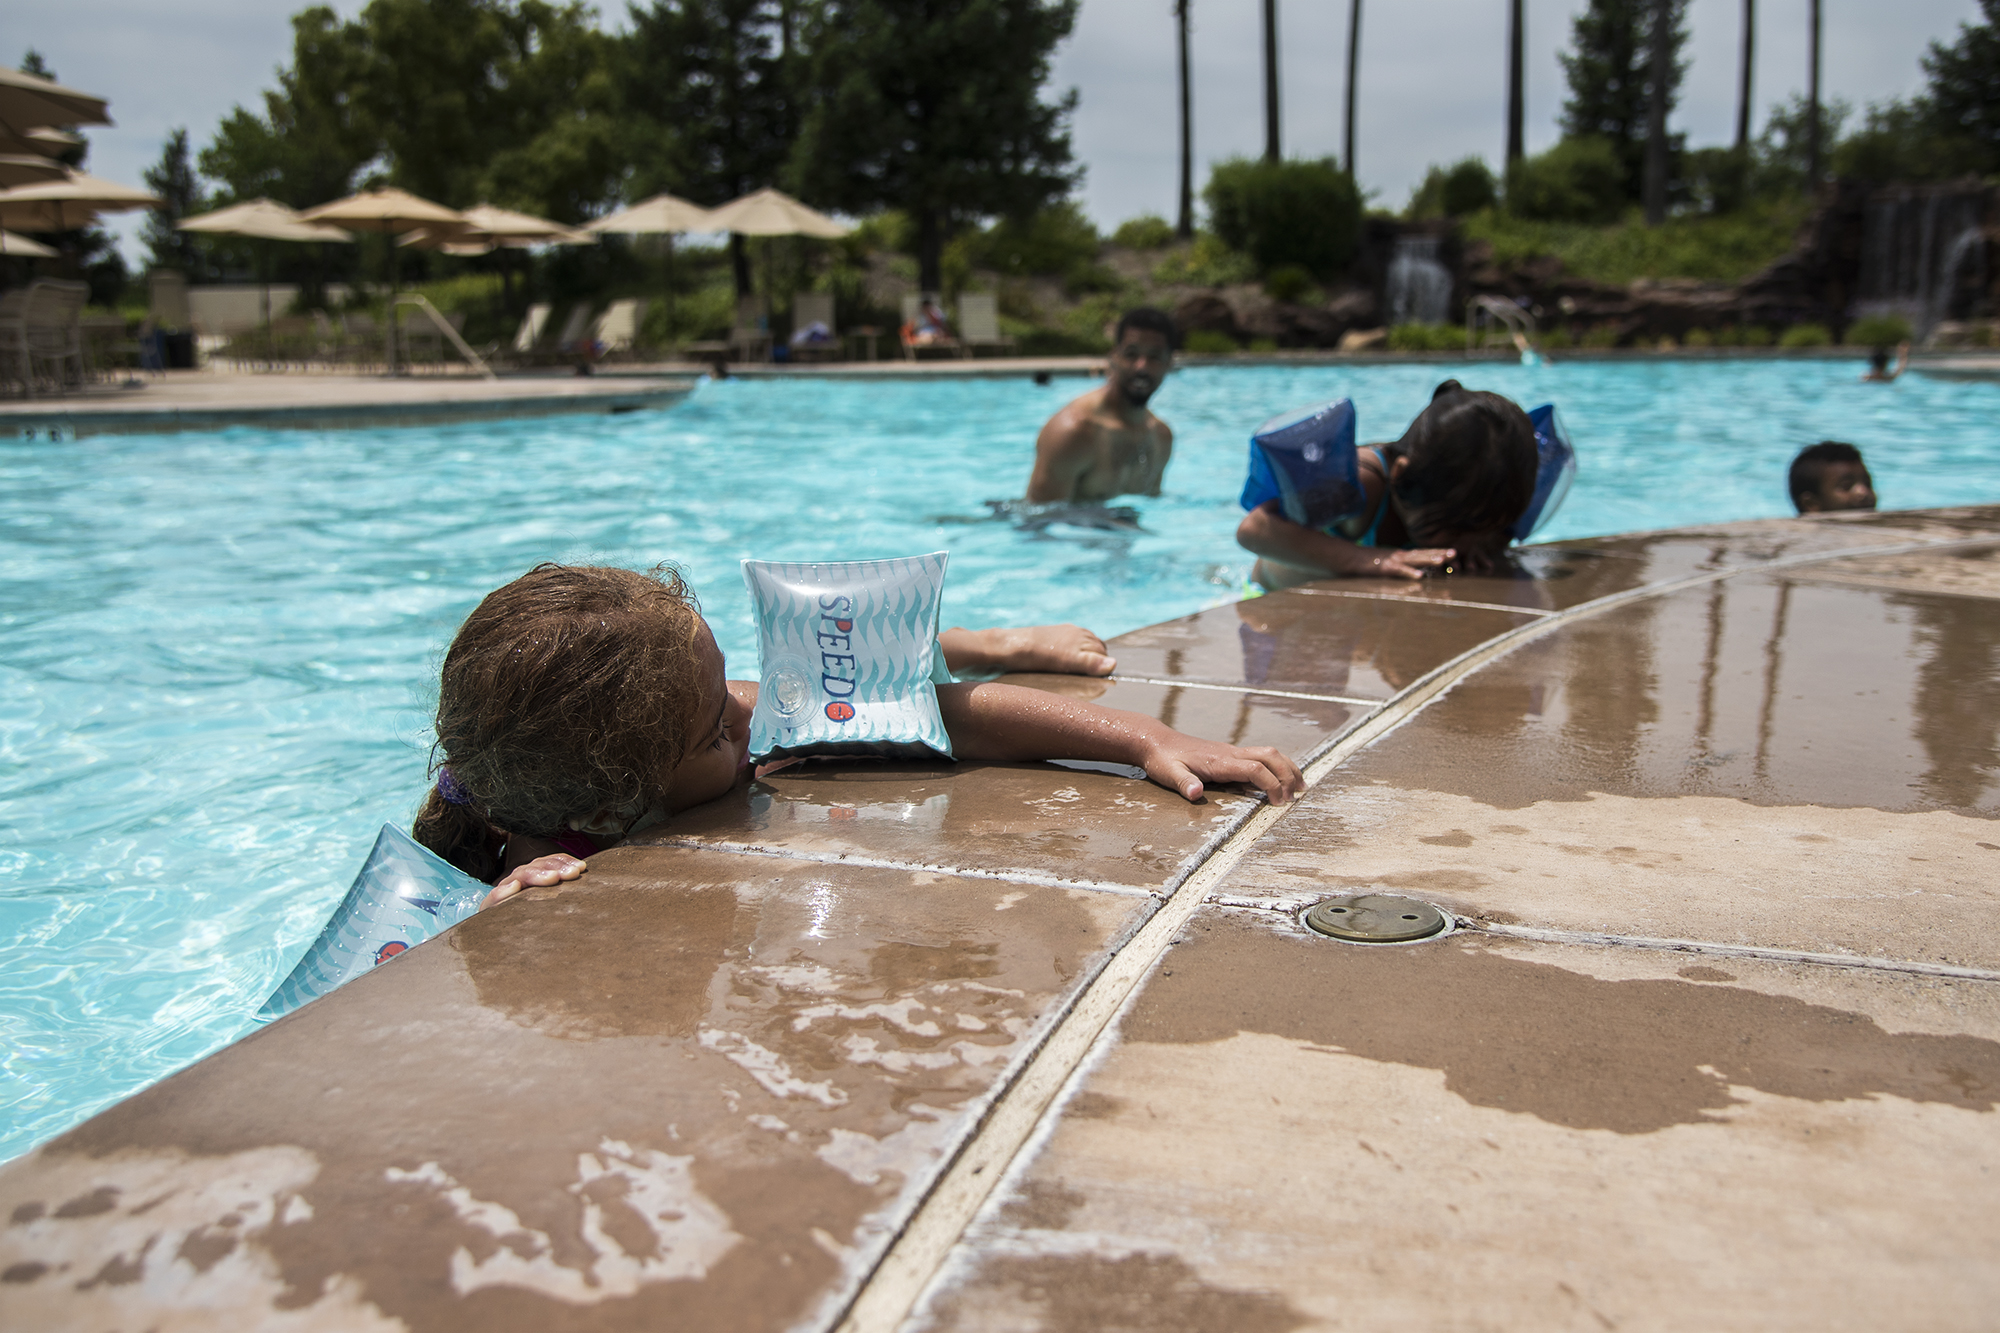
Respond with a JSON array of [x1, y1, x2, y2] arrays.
[[1359, 547, 1456, 580], [480, 853, 586, 910], [1136, 734, 1304, 806]]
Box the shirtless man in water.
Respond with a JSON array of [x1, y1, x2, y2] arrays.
[[1026, 308, 1176, 502]]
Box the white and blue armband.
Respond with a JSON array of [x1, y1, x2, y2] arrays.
[[1240, 398, 1367, 529], [743, 552, 955, 763], [1514, 403, 1578, 540], [257, 822, 487, 1021]]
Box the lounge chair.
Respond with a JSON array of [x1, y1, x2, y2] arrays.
[[0, 279, 89, 396], [593, 298, 646, 360], [786, 291, 842, 363], [900, 293, 960, 360], [511, 303, 550, 356], [957, 293, 1017, 359]]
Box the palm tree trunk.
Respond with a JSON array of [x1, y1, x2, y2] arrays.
[[1176, 0, 1194, 238], [1506, 0, 1523, 166], [1735, 0, 1755, 152], [1345, 0, 1362, 175], [1805, 0, 1822, 187], [1642, 0, 1672, 226], [1263, 0, 1280, 162]]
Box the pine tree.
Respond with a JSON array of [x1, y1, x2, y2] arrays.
[[791, 0, 1079, 294], [143, 130, 207, 278], [1559, 0, 1687, 203], [1923, 0, 2000, 171]]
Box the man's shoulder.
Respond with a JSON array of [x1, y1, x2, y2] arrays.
[[1039, 390, 1110, 448]]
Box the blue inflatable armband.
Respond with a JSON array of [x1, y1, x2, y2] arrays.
[[257, 823, 487, 1021], [743, 552, 955, 763], [1514, 403, 1578, 540], [1240, 399, 1367, 529]]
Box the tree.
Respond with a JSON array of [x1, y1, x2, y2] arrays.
[[1559, 0, 1687, 203], [793, 0, 1080, 294], [198, 7, 374, 209], [1175, 0, 1193, 238], [1923, 0, 2000, 172], [624, 0, 794, 296], [142, 130, 208, 278]]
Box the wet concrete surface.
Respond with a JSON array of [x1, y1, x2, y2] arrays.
[[916, 913, 2000, 1332], [5, 506, 1998, 1330]]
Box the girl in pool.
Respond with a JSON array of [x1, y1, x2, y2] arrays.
[[415, 564, 1304, 906], [1237, 379, 1539, 587]]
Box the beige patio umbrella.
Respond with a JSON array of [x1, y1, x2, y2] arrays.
[[0, 229, 56, 257], [703, 188, 848, 239], [587, 192, 717, 335], [0, 154, 68, 188], [300, 187, 467, 371], [398, 202, 591, 252], [0, 170, 160, 231], [179, 198, 355, 328], [0, 67, 111, 137], [0, 127, 82, 159]]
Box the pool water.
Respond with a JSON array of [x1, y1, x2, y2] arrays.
[[4, 358, 1998, 1161]]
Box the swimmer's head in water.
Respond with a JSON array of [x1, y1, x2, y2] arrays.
[[414, 563, 710, 880], [1109, 307, 1177, 407], [1789, 440, 1876, 513], [1384, 380, 1539, 563]]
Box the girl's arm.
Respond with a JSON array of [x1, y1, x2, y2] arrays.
[[1236, 502, 1454, 582], [938, 624, 1115, 677], [937, 681, 1303, 805]]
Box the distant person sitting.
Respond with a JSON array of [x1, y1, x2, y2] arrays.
[[1789, 441, 1878, 514], [1027, 307, 1176, 502], [1856, 342, 1904, 378], [1863, 341, 1911, 382], [1237, 380, 1540, 586], [903, 298, 953, 347]]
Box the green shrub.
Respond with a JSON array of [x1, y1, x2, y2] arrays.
[[1682, 326, 1714, 348], [1150, 232, 1256, 287], [1182, 328, 1239, 354], [1738, 324, 1774, 347], [1112, 215, 1177, 249], [1461, 197, 1808, 286], [1408, 157, 1499, 219], [1505, 137, 1626, 224], [1779, 322, 1830, 348], [1540, 326, 1575, 349], [1580, 324, 1622, 348], [1204, 156, 1362, 278], [1247, 336, 1279, 352], [1846, 313, 1912, 348], [1387, 322, 1462, 352], [1263, 264, 1316, 302], [963, 202, 1102, 279]]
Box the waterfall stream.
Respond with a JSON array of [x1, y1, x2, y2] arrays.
[[1852, 187, 1988, 339], [1388, 235, 1454, 326]]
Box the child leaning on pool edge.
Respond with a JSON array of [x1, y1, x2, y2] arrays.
[[1237, 379, 1540, 589], [415, 564, 1304, 908]]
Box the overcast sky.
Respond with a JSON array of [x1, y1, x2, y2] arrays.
[[14, 0, 1985, 266]]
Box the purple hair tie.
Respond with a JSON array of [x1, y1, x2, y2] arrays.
[[435, 766, 473, 806]]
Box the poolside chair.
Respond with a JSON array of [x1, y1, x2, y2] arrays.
[[957, 293, 1016, 359], [0, 280, 89, 397], [900, 293, 960, 360], [592, 298, 646, 360], [788, 291, 842, 363], [511, 302, 550, 356], [338, 313, 379, 370], [553, 303, 596, 354]]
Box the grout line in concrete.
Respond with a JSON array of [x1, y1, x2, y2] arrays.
[[1285, 588, 1555, 617], [825, 526, 2000, 1333], [642, 838, 1162, 899], [1461, 920, 2000, 983], [1107, 674, 1386, 706]]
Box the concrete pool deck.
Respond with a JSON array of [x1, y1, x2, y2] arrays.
[[3, 506, 1999, 1330]]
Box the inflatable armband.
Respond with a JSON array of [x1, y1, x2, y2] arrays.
[[744, 552, 955, 763], [1513, 403, 1577, 540], [1240, 399, 1366, 529], [257, 823, 487, 1021]]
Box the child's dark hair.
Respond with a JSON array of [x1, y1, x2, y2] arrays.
[[1114, 306, 1179, 350], [1789, 441, 1864, 506], [414, 564, 706, 880], [1383, 380, 1539, 541]]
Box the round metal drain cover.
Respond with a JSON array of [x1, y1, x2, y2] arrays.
[[1304, 894, 1447, 943]]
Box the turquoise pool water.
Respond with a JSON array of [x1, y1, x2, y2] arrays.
[[4, 357, 1998, 1161]]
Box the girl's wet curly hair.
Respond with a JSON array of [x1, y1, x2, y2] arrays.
[[412, 563, 706, 881]]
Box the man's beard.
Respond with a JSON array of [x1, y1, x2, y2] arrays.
[[1119, 375, 1155, 407]]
